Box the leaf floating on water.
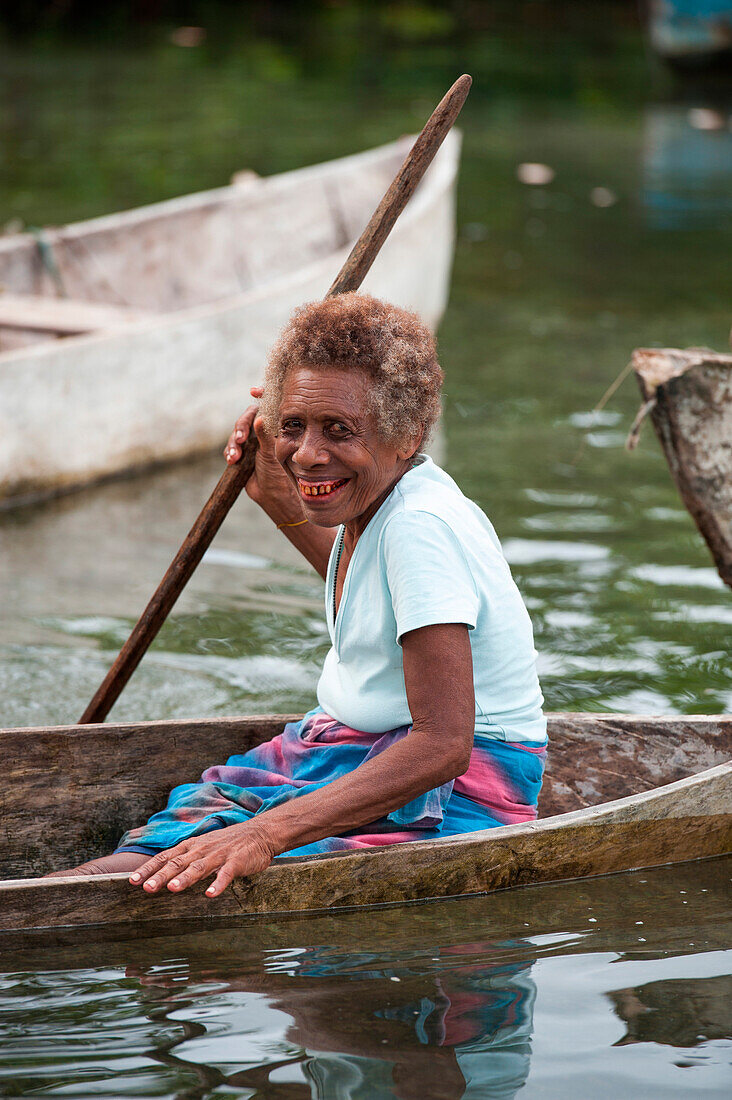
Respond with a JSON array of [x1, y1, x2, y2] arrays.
[[517, 162, 555, 185], [687, 108, 726, 131], [462, 221, 489, 242], [171, 26, 206, 47], [590, 187, 618, 208]]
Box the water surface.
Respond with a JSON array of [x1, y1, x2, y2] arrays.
[[0, 6, 730, 1097], [1, 6, 730, 726], [1, 860, 730, 1098]]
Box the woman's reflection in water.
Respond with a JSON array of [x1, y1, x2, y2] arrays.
[[127, 940, 537, 1100]]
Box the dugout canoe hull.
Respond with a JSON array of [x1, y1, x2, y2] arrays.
[[632, 347, 732, 588], [0, 712, 730, 933], [0, 133, 459, 506]]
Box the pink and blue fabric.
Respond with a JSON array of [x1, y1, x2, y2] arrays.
[[116, 708, 546, 858]]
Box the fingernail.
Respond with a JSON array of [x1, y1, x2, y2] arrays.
[[144, 879, 156, 890], [235, 430, 243, 440], [206, 886, 216, 896], [170, 878, 179, 887], [129, 873, 141, 882]]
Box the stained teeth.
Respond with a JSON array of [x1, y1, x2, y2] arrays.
[[300, 479, 345, 496]]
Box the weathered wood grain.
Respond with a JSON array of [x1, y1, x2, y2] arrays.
[[1, 714, 298, 878], [633, 347, 732, 587], [1, 760, 729, 932], [4, 852, 728, 957], [1, 712, 729, 880]]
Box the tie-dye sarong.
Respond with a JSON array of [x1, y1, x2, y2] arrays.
[[116, 708, 546, 858]]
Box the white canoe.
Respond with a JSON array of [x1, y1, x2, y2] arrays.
[[0, 132, 460, 506]]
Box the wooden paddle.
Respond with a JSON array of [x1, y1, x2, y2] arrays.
[[79, 74, 472, 725]]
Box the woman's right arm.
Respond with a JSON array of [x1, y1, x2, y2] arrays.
[[224, 387, 336, 580]]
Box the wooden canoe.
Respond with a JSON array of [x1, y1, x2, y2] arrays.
[[1, 710, 729, 933], [0, 132, 460, 506], [632, 347, 732, 587]]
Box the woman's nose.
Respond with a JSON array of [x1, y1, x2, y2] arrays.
[[293, 429, 328, 467]]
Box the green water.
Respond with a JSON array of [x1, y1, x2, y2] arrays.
[[0, 3, 730, 726], [0, 4, 730, 1096]]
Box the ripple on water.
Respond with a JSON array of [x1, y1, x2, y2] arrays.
[[202, 547, 273, 569], [629, 565, 726, 591], [0, 642, 320, 727], [502, 539, 611, 565], [522, 512, 617, 533], [567, 411, 623, 429], [654, 606, 732, 625], [524, 489, 605, 508]]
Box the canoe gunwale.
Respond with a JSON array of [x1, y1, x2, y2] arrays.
[[0, 134, 417, 257], [3, 708, 724, 737]]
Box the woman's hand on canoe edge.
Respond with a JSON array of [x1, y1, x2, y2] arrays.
[[129, 821, 277, 898]]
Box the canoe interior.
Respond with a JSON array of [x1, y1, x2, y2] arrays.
[[0, 136, 411, 353], [1, 712, 729, 880]]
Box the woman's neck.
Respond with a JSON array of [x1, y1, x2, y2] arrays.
[[343, 459, 413, 551]]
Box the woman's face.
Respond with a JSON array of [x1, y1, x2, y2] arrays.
[[274, 366, 417, 531]]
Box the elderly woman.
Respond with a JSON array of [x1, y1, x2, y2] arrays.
[[52, 293, 546, 897]]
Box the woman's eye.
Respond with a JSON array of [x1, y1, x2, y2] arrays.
[[329, 423, 351, 436], [281, 420, 302, 434]]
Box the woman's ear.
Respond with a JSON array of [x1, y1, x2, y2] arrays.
[[397, 426, 425, 461]]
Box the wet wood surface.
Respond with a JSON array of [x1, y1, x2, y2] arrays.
[[3, 853, 728, 958], [1, 712, 729, 881], [633, 348, 732, 587]]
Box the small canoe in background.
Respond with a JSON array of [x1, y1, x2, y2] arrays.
[[0, 132, 460, 506], [0, 711, 729, 933], [631, 347, 732, 588]]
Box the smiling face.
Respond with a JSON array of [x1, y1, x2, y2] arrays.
[[274, 366, 419, 533]]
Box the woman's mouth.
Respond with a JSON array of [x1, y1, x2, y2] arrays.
[[297, 477, 350, 500]]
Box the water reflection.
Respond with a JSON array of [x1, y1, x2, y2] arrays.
[[643, 103, 732, 229], [127, 947, 536, 1099], [1, 860, 730, 1099], [610, 975, 732, 1047]]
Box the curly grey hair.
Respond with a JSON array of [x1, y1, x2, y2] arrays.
[[258, 293, 443, 447]]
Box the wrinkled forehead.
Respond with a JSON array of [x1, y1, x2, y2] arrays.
[[278, 364, 374, 419]]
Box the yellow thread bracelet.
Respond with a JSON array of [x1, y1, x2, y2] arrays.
[[276, 518, 309, 530]]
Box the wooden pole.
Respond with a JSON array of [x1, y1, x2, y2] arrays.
[[79, 74, 472, 724]]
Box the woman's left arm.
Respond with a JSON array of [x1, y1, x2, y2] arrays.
[[130, 622, 475, 897]]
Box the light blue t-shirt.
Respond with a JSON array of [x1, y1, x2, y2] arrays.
[[316, 455, 546, 743]]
